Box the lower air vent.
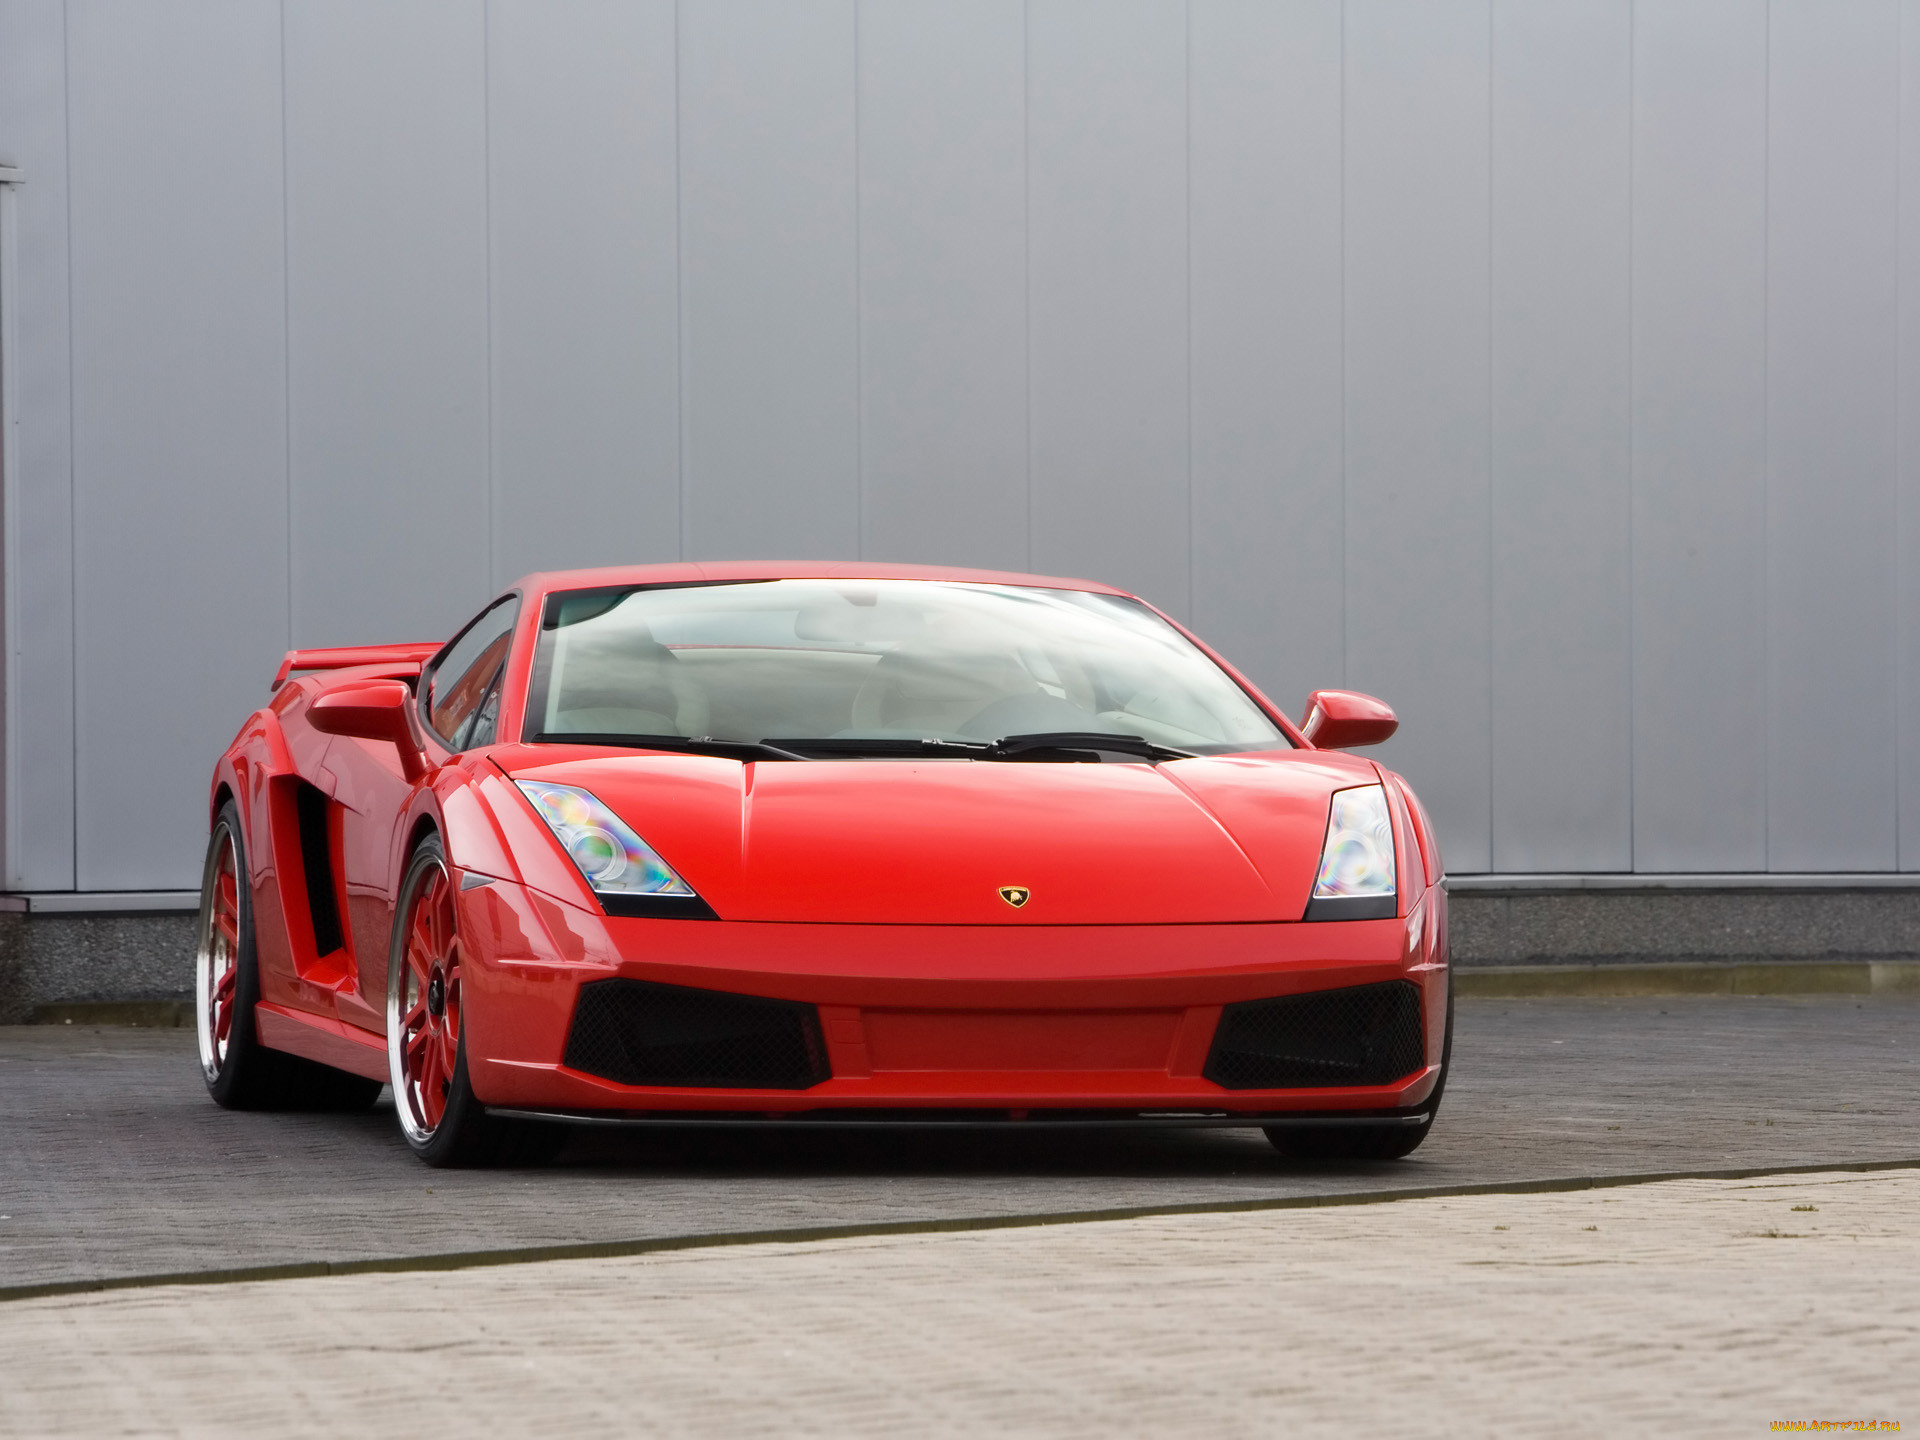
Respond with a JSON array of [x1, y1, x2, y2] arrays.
[[563, 980, 830, 1090], [1203, 980, 1424, 1090]]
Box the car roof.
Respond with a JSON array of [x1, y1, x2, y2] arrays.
[[506, 561, 1133, 600]]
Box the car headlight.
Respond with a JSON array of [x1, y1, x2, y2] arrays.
[[515, 779, 696, 898], [1305, 784, 1398, 921]]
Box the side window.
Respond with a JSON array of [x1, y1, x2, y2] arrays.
[[424, 596, 520, 750]]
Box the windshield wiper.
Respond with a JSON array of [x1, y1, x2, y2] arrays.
[[736, 734, 1194, 762], [982, 732, 1195, 763], [756, 737, 989, 759], [531, 732, 808, 762]]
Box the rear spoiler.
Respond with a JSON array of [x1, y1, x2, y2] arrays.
[[272, 642, 442, 692]]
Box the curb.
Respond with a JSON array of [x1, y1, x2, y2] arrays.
[[28, 1000, 193, 1028], [1454, 960, 1920, 999], [4, 1156, 1914, 1307]]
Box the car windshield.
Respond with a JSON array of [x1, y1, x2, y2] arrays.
[[525, 578, 1288, 756]]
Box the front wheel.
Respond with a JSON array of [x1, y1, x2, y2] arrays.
[[387, 836, 558, 1167]]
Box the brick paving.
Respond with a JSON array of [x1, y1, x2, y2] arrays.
[[3, 996, 1916, 1293], [1, 1168, 1914, 1437]]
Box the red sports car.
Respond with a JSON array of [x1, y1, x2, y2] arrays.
[[196, 563, 1450, 1167]]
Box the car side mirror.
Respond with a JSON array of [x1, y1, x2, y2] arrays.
[[308, 679, 430, 783], [1299, 689, 1398, 749]]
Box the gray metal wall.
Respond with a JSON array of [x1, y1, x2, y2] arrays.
[[1, 0, 1917, 893]]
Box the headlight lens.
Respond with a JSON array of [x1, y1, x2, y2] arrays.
[[1310, 784, 1397, 912], [515, 780, 695, 897]]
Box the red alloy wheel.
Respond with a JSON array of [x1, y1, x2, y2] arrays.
[[195, 824, 243, 1081], [392, 858, 462, 1140]]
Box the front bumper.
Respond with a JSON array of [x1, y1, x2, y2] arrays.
[[458, 878, 1449, 1119]]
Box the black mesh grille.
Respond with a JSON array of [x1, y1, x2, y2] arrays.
[[1203, 980, 1425, 1090], [563, 980, 830, 1089]]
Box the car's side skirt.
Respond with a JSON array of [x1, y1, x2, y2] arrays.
[[255, 1002, 390, 1082]]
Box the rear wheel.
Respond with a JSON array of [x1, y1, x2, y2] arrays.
[[196, 800, 381, 1111], [387, 835, 559, 1167], [1264, 979, 1454, 1161]]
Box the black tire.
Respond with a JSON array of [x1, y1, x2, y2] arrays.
[[1264, 977, 1454, 1161], [387, 835, 561, 1168], [196, 800, 384, 1112]]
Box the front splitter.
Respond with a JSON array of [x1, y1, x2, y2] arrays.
[[483, 1105, 1433, 1131]]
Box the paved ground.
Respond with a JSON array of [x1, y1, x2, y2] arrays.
[[2, 1167, 1914, 1436], [2, 996, 1915, 1292]]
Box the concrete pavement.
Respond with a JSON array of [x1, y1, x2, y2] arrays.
[[1, 1167, 1913, 1436]]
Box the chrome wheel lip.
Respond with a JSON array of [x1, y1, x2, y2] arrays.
[[193, 821, 239, 1085], [388, 851, 453, 1146]]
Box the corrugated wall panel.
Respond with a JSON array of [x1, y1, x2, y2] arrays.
[[285, 0, 491, 649], [1188, 0, 1344, 713], [1630, 0, 1769, 871], [857, 0, 1028, 573], [678, 0, 859, 560], [0, 0, 75, 890], [487, 0, 681, 585], [1765, 0, 1901, 870], [1487, 0, 1632, 872], [1342, 0, 1493, 873], [8, 0, 1920, 889], [66, 0, 287, 889], [1027, 0, 1189, 617]]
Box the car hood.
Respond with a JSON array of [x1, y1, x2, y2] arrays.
[[493, 748, 1381, 925]]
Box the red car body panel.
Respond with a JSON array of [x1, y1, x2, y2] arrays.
[[489, 746, 1375, 925], [208, 562, 1448, 1122]]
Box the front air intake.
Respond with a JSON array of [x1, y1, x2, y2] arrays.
[[563, 979, 830, 1090], [1203, 980, 1424, 1090]]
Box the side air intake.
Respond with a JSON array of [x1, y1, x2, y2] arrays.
[[563, 979, 830, 1090], [1203, 980, 1424, 1090], [293, 781, 344, 958]]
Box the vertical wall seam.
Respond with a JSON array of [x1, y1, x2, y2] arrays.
[[1486, 0, 1496, 871], [0, 181, 17, 886], [62, 0, 77, 886], [1627, 0, 1637, 872], [1338, 0, 1348, 689], [1023, 0, 1032, 572], [1184, 0, 1193, 623], [853, 0, 863, 560], [674, 0, 686, 561], [1899, 0, 1908, 868], [1762, 0, 1773, 871], [280, 0, 292, 650], [481, 0, 495, 592]]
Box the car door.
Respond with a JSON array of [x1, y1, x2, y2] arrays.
[[326, 594, 520, 1034]]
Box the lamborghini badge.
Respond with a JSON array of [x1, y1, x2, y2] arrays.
[[998, 886, 1031, 908]]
